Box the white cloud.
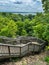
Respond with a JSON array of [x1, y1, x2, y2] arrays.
[[37, 0, 41, 2], [0, 1, 9, 4], [0, 0, 43, 12], [0, 0, 16, 3], [10, 0, 16, 2], [0, 0, 42, 4], [21, 0, 32, 3]]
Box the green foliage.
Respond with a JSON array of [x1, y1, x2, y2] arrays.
[[33, 24, 45, 38], [0, 12, 49, 45], [21, 29, 28, 36], [43, 24, 49, 43], [42, 0, 49, 13], [24, 19, 34, 36], [16, 21, 24, 36], [46, 46, 49, 50], [45, 56, 49, 63], [0, 17, 18, 37]]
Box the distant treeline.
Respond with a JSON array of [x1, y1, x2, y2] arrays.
[[0, 12, 49, 44]]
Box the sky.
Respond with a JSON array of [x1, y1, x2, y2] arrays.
[[0, 0, 43, 12]]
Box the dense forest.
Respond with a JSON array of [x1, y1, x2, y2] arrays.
[[0, 13, 49, 44], [0, 0, 49, 45]]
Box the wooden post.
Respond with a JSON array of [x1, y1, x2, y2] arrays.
[[20, 47, 21, 57], [8, 46, 10, 55], [28, 44, 29, 53], [8, 46, 12, 61], [33, 44, 35, 55]]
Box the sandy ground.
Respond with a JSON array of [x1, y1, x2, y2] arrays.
[[0, 51, 48, 65]]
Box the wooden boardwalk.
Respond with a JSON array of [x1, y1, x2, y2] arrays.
[[0, 36, 46, 59]]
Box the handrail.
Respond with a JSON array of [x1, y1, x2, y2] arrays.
[[0, 36, 46, 59]]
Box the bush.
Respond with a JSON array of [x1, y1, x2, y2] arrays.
[[45, 56, 49, 63]]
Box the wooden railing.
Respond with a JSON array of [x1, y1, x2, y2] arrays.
[[0, 36, 46, 59], [0, 42, 45, 59]]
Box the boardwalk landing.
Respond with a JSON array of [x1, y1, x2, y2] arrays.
[[0, 36, 46, 59]]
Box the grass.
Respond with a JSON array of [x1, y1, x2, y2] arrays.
[[44, 56, 49, 63]]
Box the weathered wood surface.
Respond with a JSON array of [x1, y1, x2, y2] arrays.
[[0, 36, 46, 59]]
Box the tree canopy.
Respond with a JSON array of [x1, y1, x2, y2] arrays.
[[42, 0, 49, 13], [0, 12, 49, 44]]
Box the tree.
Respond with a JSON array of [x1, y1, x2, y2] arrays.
[[21, 29, 28, 36], [43, 24, 49, 43], [33, 24, 45, 39], [16, 21, 24, 36], [24, 19, 34, 36], [42, 0, 49, 13], [0, 20, 18, 37]]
